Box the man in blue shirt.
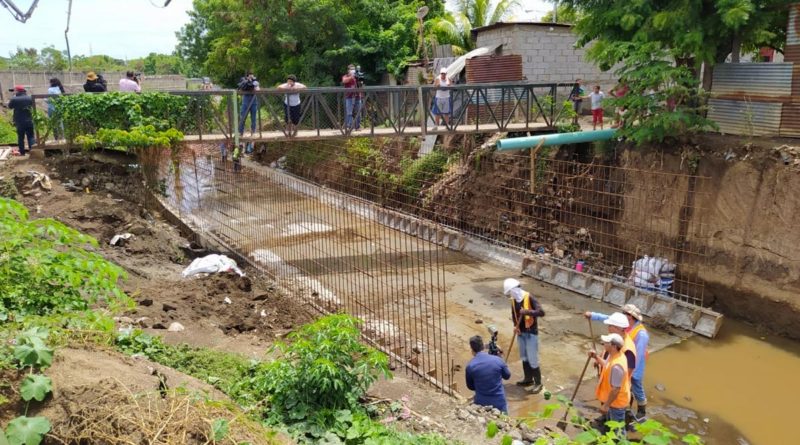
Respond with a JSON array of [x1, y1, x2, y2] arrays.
[[465, 335, 511, 413], [585, 303, 650, 421]]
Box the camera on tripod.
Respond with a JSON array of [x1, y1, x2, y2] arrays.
[[354, 65, 366, 85], [486, 325, 503, 357]]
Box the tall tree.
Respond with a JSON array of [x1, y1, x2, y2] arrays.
[[430, 0, 521, 53], [176, 0, 446, 87], [541, 3, 582, 24], [563, 0, 790, 88]]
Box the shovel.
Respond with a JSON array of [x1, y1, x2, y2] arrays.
[[504, 331, 517, 364], [588, 318, 600, 377], [557, 354, 593, 431]]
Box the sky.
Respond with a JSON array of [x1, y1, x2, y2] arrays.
[[0, 0, 194, 60], [0, 0, 554, 60]]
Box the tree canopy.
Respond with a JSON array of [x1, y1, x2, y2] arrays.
[[429, 0, 521, 54], [1, 47, 185, 75], [176, 0, 447, 87], [563, 0, 790, 78]]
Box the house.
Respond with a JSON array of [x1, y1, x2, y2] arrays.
[[471, 22, 617, 87]]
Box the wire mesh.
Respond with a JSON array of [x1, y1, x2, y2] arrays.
[[263, 137, 709, 307], [138, 142, 453, 392]]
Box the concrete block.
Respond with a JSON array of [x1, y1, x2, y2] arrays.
[[587, 279, 605, 300], [570, 273, 590, 291], [694, 311, 724, 338], [649, 296, 676, 319], [538, 264, 554, 280], [627, 291, 654, 315], [604, 285, 628, 307], [671, 305, 698, 331], [553, 268, 571, 288]]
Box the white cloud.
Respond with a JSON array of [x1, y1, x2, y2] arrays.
[[0, 0, 194, 59]]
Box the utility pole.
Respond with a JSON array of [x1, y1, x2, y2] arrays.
[[65, 0, 73, 72]]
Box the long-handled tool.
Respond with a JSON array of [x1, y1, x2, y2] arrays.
[[588, 318, 600, 377], [557, 354, 593, 431], [504, 331, 517, 364]]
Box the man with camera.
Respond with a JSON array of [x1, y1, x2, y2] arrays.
[[342, 64, 364, 132], [6, 85, 35, 156], [465, 335, 511, 413], [83, 72, 107, 93], [238, 71, 259, 137], [119, 71, 142, 93]]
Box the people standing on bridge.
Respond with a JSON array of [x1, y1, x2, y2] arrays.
[[277, 74, 307, 137], [585, 304, 649, 422], [83, 72, 107, 93], [504, 278, 545, 394], [590, 332, 631, 437], [7, 85, 35, 156], [432, 68, 452, 131], [342, 64, 363, 132], [569, 78, 584, 126], [238, 72, 259, 137], [465, 335, 511, 413], [47, 78, 65, 141], [119, 71, 142, 93], [584, 85, 605, 130]]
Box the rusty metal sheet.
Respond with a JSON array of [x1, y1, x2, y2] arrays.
[[712, 63, 794, 96], [781, 104, 800, 137], [788, 5, 800, 46], [708, 98, 782, 136], [466, 54, 523, 83]]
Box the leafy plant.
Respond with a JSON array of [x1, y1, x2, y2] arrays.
[[19, 375, 52, 403], [0, 112, 16, 145], [75, 125, 184, 152], [211, 418, 229, 442], [4, 416, 50, 445], [13, 329, 53, 370], [0, 198, 131, 318], [398, 150, 451, 198]]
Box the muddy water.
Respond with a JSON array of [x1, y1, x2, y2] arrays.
[[644, 320, 800, 445]]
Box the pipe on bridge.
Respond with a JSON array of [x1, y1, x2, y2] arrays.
[[495, 129, 617, 151]]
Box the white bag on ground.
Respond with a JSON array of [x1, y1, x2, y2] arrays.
[[181, 254, 244, 277]]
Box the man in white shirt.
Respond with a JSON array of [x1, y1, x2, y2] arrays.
[[277, 75, 307, 137], [585, 85, 605, 130], [432, 68, 452, 130], [119, 71, 141, 93]]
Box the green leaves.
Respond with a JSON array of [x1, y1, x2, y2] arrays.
[[5, 416, 50, 445], [19, 375, 52, 402], [13, 330, 53, 369], [486, 421, 499, 438], [211, 418, 229, 442]]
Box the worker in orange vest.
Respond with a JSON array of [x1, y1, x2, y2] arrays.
[[503, 278, 545, 394], [586, 304, 649, 421], [585, 311, 636, 380], [590, 332, 631, 436]]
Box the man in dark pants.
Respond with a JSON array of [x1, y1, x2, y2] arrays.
[[504, 278, 546, 394], [7, 85, 35, 155], [465, 335, 511, 413]]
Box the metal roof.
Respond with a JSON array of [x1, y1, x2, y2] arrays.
[[471, 21, 572, 37]]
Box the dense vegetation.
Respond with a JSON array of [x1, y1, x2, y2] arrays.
[[0, 46, 186, 75]]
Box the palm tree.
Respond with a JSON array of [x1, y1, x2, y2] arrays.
[[429, 0, 521, 54]]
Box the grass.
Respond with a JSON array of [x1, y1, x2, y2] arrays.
[[0, 111, 16, 145]]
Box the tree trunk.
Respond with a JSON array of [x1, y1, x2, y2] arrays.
[[731, 36, 742, 63]]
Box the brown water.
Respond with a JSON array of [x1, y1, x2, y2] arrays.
[[645, 320, 800, 445]]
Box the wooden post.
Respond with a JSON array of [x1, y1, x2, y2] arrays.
[[529, 138, 546, 194]]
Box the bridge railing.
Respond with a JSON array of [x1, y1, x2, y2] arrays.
[[30, 82, 578, 146]]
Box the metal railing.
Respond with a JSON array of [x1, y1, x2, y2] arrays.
[[30, 81, 579, 146]]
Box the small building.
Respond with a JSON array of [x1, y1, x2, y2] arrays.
[[471, 22, 617, 88]]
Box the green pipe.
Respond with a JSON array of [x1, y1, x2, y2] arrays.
[[495, 129, 617, 151]]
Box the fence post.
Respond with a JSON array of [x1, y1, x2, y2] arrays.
[[231, 90, 239, 148], [418, 86, 426, 136]]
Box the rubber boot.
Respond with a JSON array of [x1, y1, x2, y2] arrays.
[[635, 403, 647, 422], [516, 361, 534, 386], [529, 367, 543, 394]]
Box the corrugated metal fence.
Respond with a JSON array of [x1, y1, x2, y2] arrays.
[[708, 63, 800, 137]]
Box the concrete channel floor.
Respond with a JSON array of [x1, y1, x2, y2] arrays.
[[174, 151, 687, 419]]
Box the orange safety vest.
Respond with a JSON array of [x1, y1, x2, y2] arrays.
[[628, 322, 649, 360], [511, 291, 535, 329], [596, 351, 632, 409]]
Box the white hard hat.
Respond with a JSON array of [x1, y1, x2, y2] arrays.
[[600, 333, 624, 346], [603, 312, 630, 329], [503, 278, 521, 295]]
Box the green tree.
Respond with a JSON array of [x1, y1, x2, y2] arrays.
[[541, 2, 582, 24], [176, 0, 446, 86], [429, 0, 521, 54], [7, 47, 40, 70], [39, 46, 67, 71], [563, 0, 790, 88]]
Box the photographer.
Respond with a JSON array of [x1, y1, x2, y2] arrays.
[[119, 71, 142, 93], [83, 72, 107, 93], [342, 64, 363, 132], [238, 71, 259, 137], [7, 85, 35, 156], [465, 335, 511, 413]]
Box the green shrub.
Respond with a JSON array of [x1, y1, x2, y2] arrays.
[[398, 150, 450, 197], [0, 198, 130, 318], [0, 113, 16, 144], [75, 125, 184, 152]]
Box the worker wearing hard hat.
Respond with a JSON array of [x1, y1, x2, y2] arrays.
[[503, 278, 545, 393]]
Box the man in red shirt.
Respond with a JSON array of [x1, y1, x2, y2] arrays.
[[342, 64, 362, 132]]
